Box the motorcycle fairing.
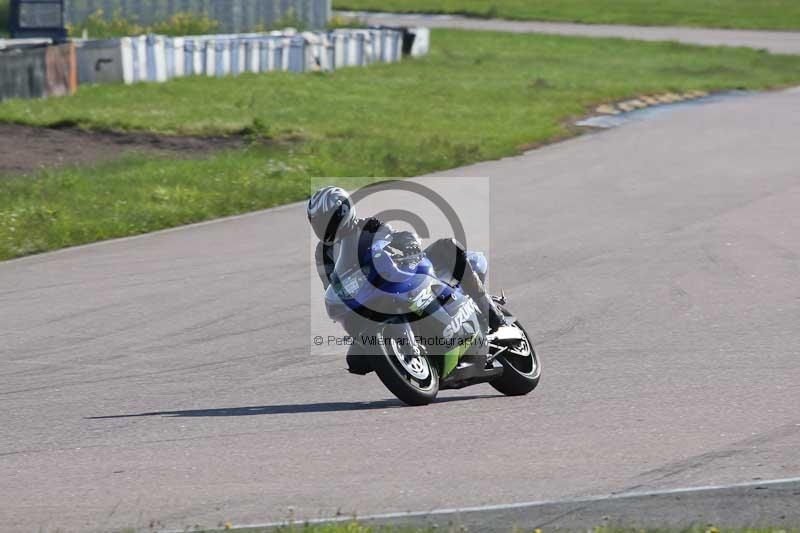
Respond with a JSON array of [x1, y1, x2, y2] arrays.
[[323, 237, 489, 378]]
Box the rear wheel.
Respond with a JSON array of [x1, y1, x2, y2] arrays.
[[371, 328, 439, 406], [490, 316, 541, 396]]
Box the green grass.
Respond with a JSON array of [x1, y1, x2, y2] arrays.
[[0, 149, 312, 259], [67, 10, 222, 38], [66, 9, 309, 38], [2, 29, 800, 259], [334, 0, 800, 31], [0, 0, 9, 37]]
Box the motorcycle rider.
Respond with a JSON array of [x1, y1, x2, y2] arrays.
[[307, 186, 505, 371]]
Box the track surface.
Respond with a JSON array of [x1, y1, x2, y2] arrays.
[[355, 479, 800, 532], [351, 12, 800, 54], [2, 93, 800, 531]]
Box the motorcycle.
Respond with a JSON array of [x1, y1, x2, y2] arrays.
[[323, 236, 541, 406]]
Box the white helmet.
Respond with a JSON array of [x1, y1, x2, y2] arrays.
[[307, 186, 356, 244]]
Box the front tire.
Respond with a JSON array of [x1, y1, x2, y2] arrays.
[[371, 329, 439, 406], [490, 315, 541, 396]]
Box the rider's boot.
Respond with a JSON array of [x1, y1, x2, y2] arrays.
[[346, 345, 373, 375], [476, 293, 505, 333]]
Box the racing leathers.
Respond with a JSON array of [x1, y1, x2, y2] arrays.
[[315, 217, 505, 373]]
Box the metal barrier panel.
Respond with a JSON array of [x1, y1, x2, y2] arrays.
[[244, 39, 254, 73], [44, 42, 77, 96], [230, 39, 240, 75], [326, 36, 334, 71], [259, 39, 270, 71], [153, 35, 167, 81], [128, 35, 147, 82], [172, 37, 185, 77], [245, 39, 259, 73], [288, 35, 304, 72], [273, 38, 283, 71], [371, 29, 381, 63], [280, 37, 289, 71], [332, 31, 347, 68], [355, 32, 364, 67], [234, 40, 246, 75], [164, 37, 175, 79], [76, 38, 124, 84], [184, 39, 195, 76], [198, 39, 207, 75], [128, 36, 138, 83], [0, 46, 47, 101], [0, 42, 77, 100], [212, 40, 223, 76], [392, 30, 402, 62], [204, 39, 215, 76], [145, 34, 156, 81]]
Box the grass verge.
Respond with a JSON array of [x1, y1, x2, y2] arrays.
[[2, 29, 800, 260], [0, 149, 310, 258], [334, 0, 800, 31], [192, 524, 799, 533]]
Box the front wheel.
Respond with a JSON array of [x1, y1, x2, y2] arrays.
[[490, 316, 541, 396], [371, 328, 439, 406]]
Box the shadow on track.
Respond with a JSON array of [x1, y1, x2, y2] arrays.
[[87, 394, 500, 419]]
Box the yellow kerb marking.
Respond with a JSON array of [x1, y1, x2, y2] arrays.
[[595, 104, 619, 115]]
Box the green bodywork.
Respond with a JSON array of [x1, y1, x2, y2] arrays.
[[442, 333, 478, 378]]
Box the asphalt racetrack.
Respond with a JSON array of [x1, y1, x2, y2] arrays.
[[353, 12, 800, 55], [1, 89, 799, 530]]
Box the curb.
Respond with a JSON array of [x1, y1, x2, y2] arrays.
[[593, 90, 710, 116]]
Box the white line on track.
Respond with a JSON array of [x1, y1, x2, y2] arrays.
[[161, 476, 800, 532]]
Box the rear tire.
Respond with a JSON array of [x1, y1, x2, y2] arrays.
[[371, 329, 439, 406], [490, 316, 541, 396]]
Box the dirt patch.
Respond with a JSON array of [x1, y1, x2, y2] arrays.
[[0, 123, 253, 176]]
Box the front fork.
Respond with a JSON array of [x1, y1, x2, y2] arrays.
[[390, 320, 423, 359]]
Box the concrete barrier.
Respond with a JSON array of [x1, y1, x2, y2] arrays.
[[0, 27, 426, 100]]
